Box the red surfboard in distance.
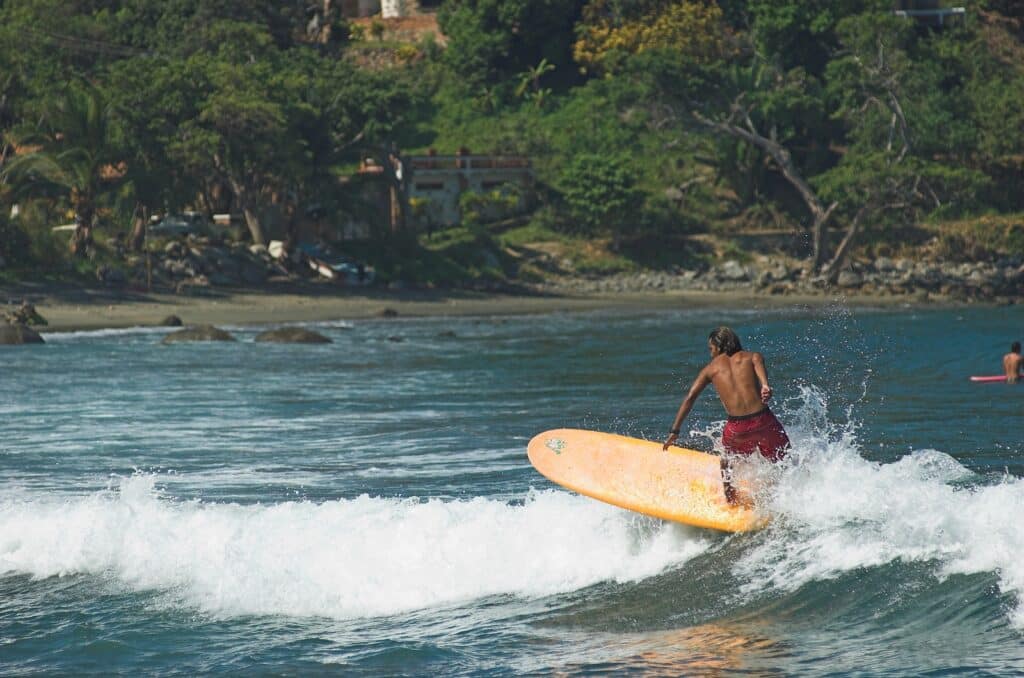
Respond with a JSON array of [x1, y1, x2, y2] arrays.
[[970, 375, 1010, 383]]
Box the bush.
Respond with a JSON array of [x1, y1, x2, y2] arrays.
[[558, 153, 643, 247], [459, 186, 522, 228], [369, 19, 386, 42], [396, 44, 420, 63]]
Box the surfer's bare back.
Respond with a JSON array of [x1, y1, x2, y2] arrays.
[[662, 326, 790, 504]]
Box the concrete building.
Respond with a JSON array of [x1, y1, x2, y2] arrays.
[[407, 151, 534, 228], [343, 150, 533, 238]]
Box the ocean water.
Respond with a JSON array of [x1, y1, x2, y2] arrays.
[[2, 303, 1024, 675]]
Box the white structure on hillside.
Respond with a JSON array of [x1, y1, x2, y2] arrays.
[[407, 152, 534, 227], [381, 0, 406, 18]]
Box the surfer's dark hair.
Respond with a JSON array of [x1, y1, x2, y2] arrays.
[[709, 326, 742, 356], [1013, 341, 1021, 353]]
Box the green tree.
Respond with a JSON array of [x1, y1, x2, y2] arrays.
[[514, 58, 555, 108], [438, 0, 583, 94], [746, 0, 875, 76], [2, 81, 126, 256], [159, 22, 308, 245], [814, 11, 988, 278], [635, 47, 842, 266], [559, 153, 643, 250], [103, 55, 209, 250]]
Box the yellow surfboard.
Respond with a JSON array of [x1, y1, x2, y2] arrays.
[[527, 428, 765, 533]]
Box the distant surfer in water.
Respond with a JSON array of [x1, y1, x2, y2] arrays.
[[1005, 342, 1023, 384], [662, 326, 790, 505]]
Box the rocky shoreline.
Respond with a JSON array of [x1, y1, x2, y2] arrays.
[[111, 237, 1024, 305], [5, 228, 993, 305], [96, 239, 289, 293], [532, 256, 1024, 304]]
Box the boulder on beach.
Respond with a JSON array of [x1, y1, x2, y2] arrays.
[[159, 315, 184, 327], [836, 270, 863, 288], [161, 324, 236, 344], [3, 301, 47, 326], [0, 323, 44, 345], [254, 327, 332, 344], [717, 260, 749, 282]]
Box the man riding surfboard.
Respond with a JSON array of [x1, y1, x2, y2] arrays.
[[662, 326, 790, 505]]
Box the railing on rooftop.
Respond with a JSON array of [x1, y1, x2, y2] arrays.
[[408, 155, 531, 171]]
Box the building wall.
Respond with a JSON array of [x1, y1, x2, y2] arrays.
[[407, 155, 534, 228]]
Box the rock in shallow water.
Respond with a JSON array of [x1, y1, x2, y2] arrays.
[[0, 323, 44, 345], [161, 324, 236, 343], [254, 327, 332, 344]]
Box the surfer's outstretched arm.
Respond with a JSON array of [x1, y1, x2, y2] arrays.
[[663, 369, 711, 450], [751, 351, 772, 402]]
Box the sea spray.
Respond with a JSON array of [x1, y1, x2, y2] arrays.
[[731, 386, 1024, 627]]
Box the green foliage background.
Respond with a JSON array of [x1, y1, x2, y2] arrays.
[[2, 0, 1024, 284]]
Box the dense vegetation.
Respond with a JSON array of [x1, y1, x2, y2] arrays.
[[1, 0, 1023, 286]]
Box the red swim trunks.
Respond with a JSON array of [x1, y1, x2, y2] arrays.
[[721, 407, 790, 462]]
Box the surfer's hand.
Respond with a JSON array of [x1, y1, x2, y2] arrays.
[[662, 433, 678, 450], [761, 384, 772, 403]]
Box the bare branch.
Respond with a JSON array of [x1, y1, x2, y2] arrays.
[[693, 103, 839, 268], [824, 203, 871, 282]]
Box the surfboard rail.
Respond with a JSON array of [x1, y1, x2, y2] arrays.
[[527, 428, 766, 533]]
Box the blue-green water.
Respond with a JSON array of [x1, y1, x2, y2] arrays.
[[3, 304, 1024, 675]]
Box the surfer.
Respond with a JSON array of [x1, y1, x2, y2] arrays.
[[662, 326, 790, 504], [1005, 342, 1023, 384]]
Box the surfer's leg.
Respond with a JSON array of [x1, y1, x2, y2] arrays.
[[720, 456, 739, 504], [720, 423, 745, 504]]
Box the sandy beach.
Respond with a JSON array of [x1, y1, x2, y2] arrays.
[[0, 280, 932, 332]]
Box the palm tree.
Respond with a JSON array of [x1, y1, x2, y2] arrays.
[[1, 81, 125, 256]]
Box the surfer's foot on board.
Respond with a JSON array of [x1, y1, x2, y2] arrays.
[[721, 457, 755, 508]]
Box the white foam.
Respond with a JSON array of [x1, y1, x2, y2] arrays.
[[732, 386, 1024, 625], [0, 477, 709, 620], [40, 326, 175, 341]]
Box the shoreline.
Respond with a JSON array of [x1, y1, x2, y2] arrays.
[[0, 281, 987, 333]]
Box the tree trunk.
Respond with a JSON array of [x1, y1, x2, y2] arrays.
[[822, 205, 870, 284], [241, 201, 267, 245], [228, 176, 266, 245], [69, 203, 95, 257], [389, 184, 405, 234], [129, 202, 148, 252], [384, 147, 408, 234], [321, 0, 334, 44], [810, 204, 839, 270]]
